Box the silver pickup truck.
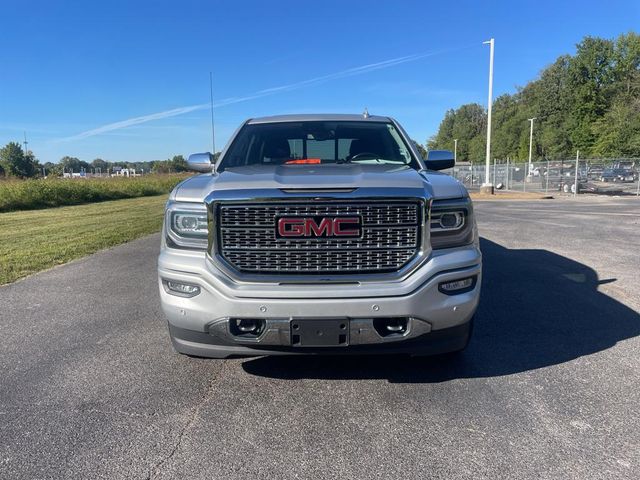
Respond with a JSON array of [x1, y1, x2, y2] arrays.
[[158, 114, 481, 358]]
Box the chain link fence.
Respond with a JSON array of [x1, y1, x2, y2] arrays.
[[447, 159, 640, 196]]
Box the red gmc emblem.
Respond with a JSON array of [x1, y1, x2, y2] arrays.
[[277, 217, 361, 238]]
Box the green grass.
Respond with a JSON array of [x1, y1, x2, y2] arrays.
[[0, 195, 168, 284], [0, 175, 186, 212]]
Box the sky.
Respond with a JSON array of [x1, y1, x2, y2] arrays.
[[1, 0, 638, 163]]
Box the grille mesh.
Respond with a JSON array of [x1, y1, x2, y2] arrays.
[[221, 227, 418, 250], [220, 203, 417, 227], [217, 202, 421, 274], [223, 249, 416, 273]]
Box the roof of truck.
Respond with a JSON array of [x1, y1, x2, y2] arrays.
[[247, 113, 392, 124]]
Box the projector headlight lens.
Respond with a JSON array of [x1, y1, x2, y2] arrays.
[[430, 198, 475, 249], [438, 212, 464, 230]]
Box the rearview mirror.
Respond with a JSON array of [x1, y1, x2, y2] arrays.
[[187, 152, 214, 173], [425, 150, 455, 171]]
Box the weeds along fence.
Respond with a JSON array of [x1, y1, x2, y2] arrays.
[[0, 174, 188, 212], [447, 159, 640, 196]]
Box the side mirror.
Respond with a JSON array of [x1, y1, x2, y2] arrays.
[[425, 150, 455, 171], [187, 152, 214, 173]]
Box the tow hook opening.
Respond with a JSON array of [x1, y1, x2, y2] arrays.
[[373, 317, 409, 337], [229, 318, 265, 338]]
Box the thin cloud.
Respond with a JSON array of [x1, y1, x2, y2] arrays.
[[59, 104, 208, 142], [60, 45, 474, 142]]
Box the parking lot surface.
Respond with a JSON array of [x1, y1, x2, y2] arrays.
[[1, 198, 639, 479]]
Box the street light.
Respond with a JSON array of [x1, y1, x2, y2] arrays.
[[454, 139, 458, 163], [481, 38, 495, 194]]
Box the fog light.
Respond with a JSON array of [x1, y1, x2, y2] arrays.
[[438, 277, 476, 295], [165, 280, 201, 297]]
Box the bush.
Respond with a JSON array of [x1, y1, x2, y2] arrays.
[[0, 175, 188, 212]]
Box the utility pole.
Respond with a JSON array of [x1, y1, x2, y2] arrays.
[[454, 139, 458, 163], [23, 131, 28, 153], [481, 38, 495, 194]]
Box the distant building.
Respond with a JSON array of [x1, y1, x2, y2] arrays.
[[111, 167, 141, 177]]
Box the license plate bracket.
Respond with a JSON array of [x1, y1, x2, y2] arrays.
[[290, 319, 349, 347]]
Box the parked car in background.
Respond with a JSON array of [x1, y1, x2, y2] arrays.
[[545, 168, 589, 193], [600, 168, 635, 182], [587, 164, 604, 179], [613, 161, 635, 171]]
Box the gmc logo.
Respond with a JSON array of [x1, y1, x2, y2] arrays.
[[277, 217, 361, 238]]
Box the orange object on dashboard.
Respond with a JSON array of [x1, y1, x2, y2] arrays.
[[285, 158, 321, 164]]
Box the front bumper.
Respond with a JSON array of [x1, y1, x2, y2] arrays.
[[158, 243, 482, 358]]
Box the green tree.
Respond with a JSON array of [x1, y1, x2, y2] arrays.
[[0, 142, 37, 177], [42, 162, 62, 177], [59, 156, 89, 174], [429, 32, 640, 160], [170, 155, 188, 172], [428, 103, 486, 161], [91, 158, 109, 172], [592, 98, 640, 156], [411, 140, 427, 158], [612, 32, 640, 97]]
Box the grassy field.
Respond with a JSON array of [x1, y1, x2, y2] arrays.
[[0, 175, 186, 212], [0, 194, 168, 284]]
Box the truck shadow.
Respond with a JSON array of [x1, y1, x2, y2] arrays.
[[241, 238, 640, 383]]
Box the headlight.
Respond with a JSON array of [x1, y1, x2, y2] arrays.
[[172, 212, 208, 237], [165, 201, 208, 250], [430, 197, 475, 249]]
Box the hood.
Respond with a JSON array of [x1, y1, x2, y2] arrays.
[[420, 170, 467, 199], [212, 164, 426, 190], [172, 164, 466, 203]]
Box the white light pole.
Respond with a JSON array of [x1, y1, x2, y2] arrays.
[[454, 139, 458, 162], [528, 117, 536, 167], [574, 150, 579, 197], [482, 38, 495, 193]]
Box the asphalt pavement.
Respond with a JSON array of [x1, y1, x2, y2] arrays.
[[1, 197, 639, 479]]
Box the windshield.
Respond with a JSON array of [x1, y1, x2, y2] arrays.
[[218, 121, 418, 171]]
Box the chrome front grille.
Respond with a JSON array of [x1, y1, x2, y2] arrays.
[[216, 201, 421, 274], [220, 203, 418, 227]]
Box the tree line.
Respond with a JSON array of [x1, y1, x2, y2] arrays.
[[0, 142, 192, 178], [427, 32, 640, 161]]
